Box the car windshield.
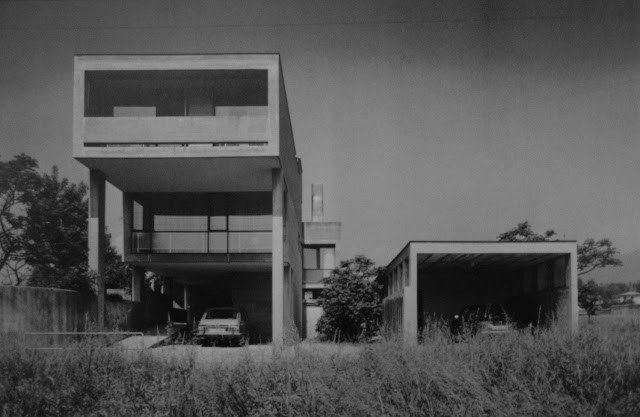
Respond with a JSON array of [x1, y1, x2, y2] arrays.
[[460, 304, 507, 322], [204, 310, 238, 319]]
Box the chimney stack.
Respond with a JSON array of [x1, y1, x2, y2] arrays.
[[311, 184, 323, 222]]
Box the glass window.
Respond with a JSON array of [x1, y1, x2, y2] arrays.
[[319, 247, 335, 269], [304, 248, 318, 269], [153, 198, 207, 231], [209, 194, 227, 231], [208, 232, 228, 253], [152, 232, 207, 253], [228, 231, 271, 253], [228, 193, 271, 231]]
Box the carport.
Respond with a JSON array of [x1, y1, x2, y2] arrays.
[[382, 241, 578, 344]]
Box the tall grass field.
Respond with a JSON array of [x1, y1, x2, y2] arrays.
[[1, 316, 640, 416]]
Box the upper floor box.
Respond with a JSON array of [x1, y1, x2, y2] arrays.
[[73, 55, 293, 161]]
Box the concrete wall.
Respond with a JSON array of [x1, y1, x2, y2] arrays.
[[0, 286, 148, 336], [0, 286, 81, 335], [303, 303, 323, 339], [278, 64, 304, 340], [382, 295, 403, 339]]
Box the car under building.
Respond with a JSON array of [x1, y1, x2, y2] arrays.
[[382, 241, 578, 343]]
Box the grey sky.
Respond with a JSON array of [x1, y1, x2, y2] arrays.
[[0, 0, 638, 264]]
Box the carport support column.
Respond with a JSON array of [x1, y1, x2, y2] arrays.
[[272, 168, 284, 345], [403, 250, 418, 344], [89, 170, 106, 330], [565, 250, 579, 332], [131, 266, 145, 303]]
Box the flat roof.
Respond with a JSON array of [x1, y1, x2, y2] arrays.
[[387, 240, 577, 270]]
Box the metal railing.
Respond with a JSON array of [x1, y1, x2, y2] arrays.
[[23, 331, 145, 350], [132, 231, 272, 254]]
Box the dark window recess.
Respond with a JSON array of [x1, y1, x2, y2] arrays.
[[84, 70, 268, 117], [131, 192, 273, 254]]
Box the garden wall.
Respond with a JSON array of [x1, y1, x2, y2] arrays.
[[0, 286, 81, 334]]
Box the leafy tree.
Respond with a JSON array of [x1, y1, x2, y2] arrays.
[[497, 221, 557, 242], [577, 238, 623, 276], [578, 279, 601, 319], [316, 255, 384, 342], [0, 154, 39, 284], [1, 158, 126, 294], [21, 167, 88, 278], [498, 221, 622, 276]]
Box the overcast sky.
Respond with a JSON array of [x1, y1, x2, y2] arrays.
[[0, 0, 638, 265]]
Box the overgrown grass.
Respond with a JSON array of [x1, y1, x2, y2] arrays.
[[2, 316, 640, 416]]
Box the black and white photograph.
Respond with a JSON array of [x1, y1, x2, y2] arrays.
[[0, 1, 639, 415]]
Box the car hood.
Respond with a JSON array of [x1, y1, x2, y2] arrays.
[[199, 319, 239, 327]]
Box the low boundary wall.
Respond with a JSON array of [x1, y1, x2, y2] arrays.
[[0, 286, 166, 334]]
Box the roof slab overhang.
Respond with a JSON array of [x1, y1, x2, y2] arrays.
[[77, 156, 279, 192], [388, 241, 577, 272]]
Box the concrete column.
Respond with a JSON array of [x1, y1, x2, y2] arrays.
[[122, 193, 132, 256], [559, 251, 579, 332], [131, 266, 145, 302], [403, 249, 418, 344], [89, 170, 106, 330], [184, 285, 192, 328], [272, 168, 284, 345]]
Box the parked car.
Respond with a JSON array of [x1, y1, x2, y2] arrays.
[[195, 307, 247, 346], [450, 303, 513, 337]]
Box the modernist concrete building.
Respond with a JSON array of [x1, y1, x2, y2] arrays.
[[301, 184, 341, 338], [73, 54, 303, 343], [382, 241, 578, 344]]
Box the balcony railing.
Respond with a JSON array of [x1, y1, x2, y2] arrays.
[[132, 231, 271, 254]]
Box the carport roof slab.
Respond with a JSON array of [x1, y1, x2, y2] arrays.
[[387, 241, 577, 271]]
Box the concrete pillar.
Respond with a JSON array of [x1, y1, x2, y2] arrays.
[[403, 250, 418, 344], [131, 266, 145, 302], [558, 251, 579, 332], [89, 170, 106, 330], [184, 285, 192, 328], [272, 168, 284, 345], [122, 193, 132, 256]]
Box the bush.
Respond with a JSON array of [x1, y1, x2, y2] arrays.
[[316, 255, 384, 342]]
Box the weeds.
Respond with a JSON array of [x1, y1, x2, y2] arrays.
[[1, 316, 640, 416]]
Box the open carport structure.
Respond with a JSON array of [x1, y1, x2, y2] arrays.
[[382, 241, 578, 344]]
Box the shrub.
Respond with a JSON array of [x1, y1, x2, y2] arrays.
[[316, 255, 384, 342]]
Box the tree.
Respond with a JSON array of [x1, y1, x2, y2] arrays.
[[577, 238, 623, 276], [5, 160, 126, 294], [0, 154, 39, 285], [578, 279, 601, 320], [497, 221, 557, 242], [316, 255, 385, 342], [498, 221, 622, 277]]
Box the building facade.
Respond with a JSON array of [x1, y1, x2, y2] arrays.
[[73, 54, 303, 343], [301, 184, 341, 338]]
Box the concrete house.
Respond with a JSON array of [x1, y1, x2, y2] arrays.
[[73, 54, 303, 343]]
